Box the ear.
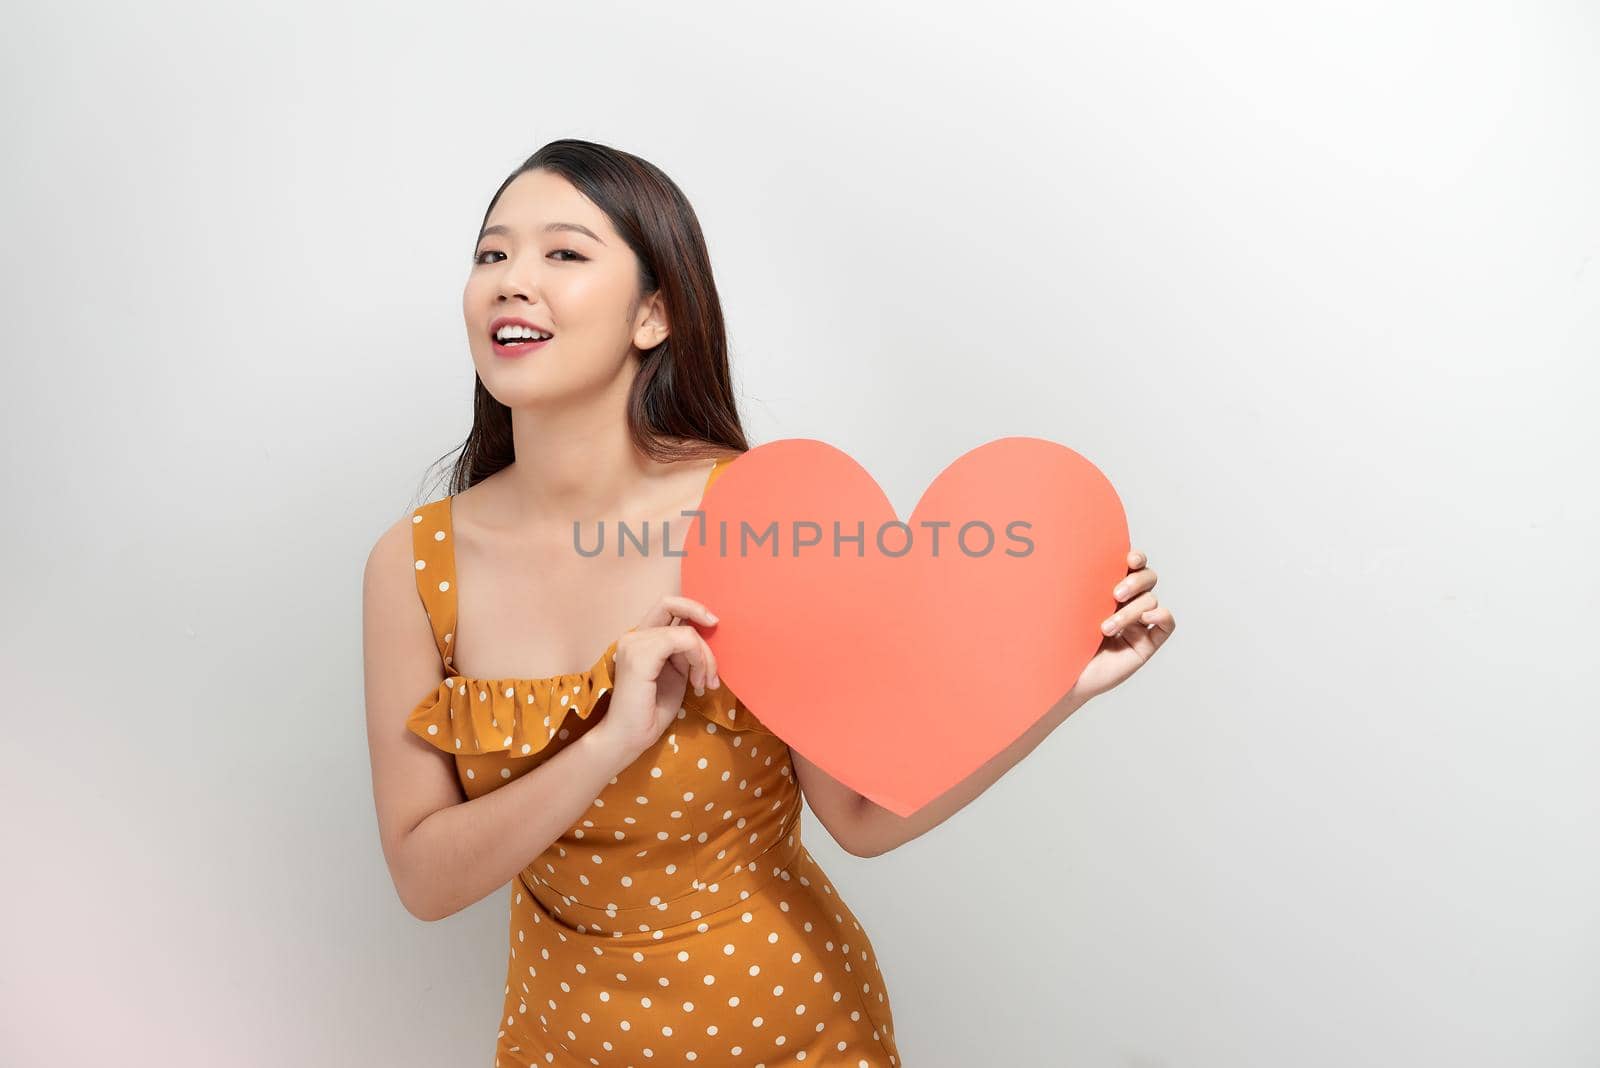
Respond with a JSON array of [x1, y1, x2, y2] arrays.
[[633, 291, 671, 350]]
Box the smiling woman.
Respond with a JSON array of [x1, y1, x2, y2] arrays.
[[361, 139, 904, 1067]]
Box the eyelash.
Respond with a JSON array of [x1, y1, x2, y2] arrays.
[[473, 249, 584, 265]]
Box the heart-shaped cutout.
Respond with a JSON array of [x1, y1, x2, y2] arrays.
[[681, 436, 1129, 817]]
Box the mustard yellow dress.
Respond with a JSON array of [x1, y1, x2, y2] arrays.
[[404, 457, 903, 1067]]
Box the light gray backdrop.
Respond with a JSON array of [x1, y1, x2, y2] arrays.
[[3, 1, 1596, 1065]]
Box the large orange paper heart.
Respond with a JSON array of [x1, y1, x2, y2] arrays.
[[680, 437, 1129, 818]]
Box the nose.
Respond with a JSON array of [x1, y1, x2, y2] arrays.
[[495, 254, 541, 304]]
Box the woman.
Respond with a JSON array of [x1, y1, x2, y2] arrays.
[[362, 139, 1173, 1066]]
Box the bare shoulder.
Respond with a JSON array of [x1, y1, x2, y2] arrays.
[[362, 508, 439, 687], [363, 509, 421, 603]]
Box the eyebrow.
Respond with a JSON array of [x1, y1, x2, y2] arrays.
[[477, 222, 605, 245]]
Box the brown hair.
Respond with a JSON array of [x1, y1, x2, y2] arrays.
[[427, 138, 750, 497]]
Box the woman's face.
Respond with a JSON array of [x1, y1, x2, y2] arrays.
[[463, 168, 664, 407]]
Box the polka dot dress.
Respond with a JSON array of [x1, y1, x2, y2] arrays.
[[405, 457, 902, 1067]]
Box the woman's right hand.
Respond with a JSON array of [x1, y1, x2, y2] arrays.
[[591, 595, 722, 768]]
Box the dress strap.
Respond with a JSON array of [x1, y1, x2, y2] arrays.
[[409, 497, 458, 671], [704, 454, 733, 493]]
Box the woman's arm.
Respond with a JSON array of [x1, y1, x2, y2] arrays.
[[844, 688, 1089, 858], [363, 515, 631, 922], [394, 730, 628, 921]]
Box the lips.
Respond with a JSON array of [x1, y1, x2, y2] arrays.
[[487, 314, 554, 357], [488, 314, 554, 341], [491, 333, 551, 357]]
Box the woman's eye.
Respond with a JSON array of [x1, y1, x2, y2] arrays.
[[473, 249, 585, 265]]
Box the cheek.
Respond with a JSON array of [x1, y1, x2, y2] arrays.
[[462, 285, 492, 352], [556, 270, 622, 309]]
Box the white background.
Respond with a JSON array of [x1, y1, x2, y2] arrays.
[[3, 1, 1596, 1065]]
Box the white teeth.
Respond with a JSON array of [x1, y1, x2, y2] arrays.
[[495, 324, 552, 342]]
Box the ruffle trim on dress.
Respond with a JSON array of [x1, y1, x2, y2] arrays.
[[405, 634, 772, 757]]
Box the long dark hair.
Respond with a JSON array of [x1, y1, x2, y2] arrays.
[[427, 139, 750, 498]]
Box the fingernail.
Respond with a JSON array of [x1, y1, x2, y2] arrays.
[[706, 612, 719, 623], [1114, 585, 1128, 598], [1102, 618, 1117, 634]]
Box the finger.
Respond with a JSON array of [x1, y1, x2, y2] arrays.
[[628, 620, 708, 682], [667, 641, 704, 696], [667, 626, 718, 695], [1112, 567, 1157, 604], [693, 632, 717, 694], [1139, 605, 1176, 648], [699, 632, 720, 691], [1117, 617, 1159, 656], [1102, 592, 1158, 636], [663, 605, 719, 690], [637, 595, 720, 631], [666, 646, 699, 694], [661, 632, 710, 696], [1128, 549, 1146, 568]]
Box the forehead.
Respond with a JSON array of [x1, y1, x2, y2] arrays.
[[485, 168, 612, 239]]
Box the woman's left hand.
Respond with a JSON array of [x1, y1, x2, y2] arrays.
[[1064, 549, 1176, 704]]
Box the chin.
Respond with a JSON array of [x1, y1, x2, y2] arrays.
[[483, 380, 561, 407]]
